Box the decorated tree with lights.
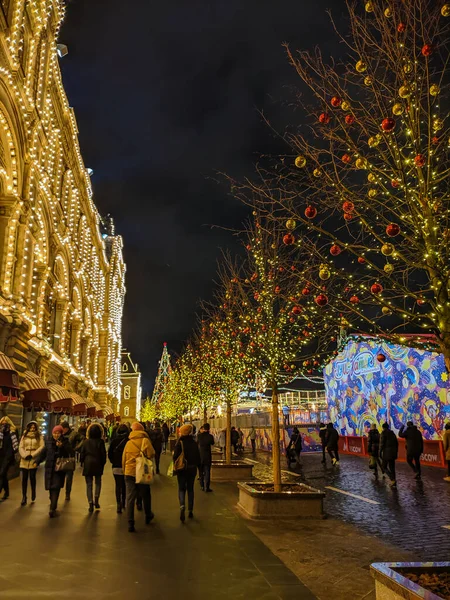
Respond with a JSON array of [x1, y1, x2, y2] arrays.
[[140, 394, 160, 422], [151, 342, 172, 405], [231, 0, 450, 372]]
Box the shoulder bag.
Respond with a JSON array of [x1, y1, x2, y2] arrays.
[[173, 440, 187, 473], [132, 441, 154, 485]]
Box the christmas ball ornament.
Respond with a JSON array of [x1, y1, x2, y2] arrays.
[[350, 295, 360, 304], [365, 1, 374, 12], [368, 173, 376, 182], [345, 114, 356, 125], [371, 282, 383, 294], [315, 293, 328, 306], [355, 157, 367, 169], [377, 353, 386, 362], [319, 267, 331, 280], [381, 117, 396, 132], [382, 306, 391, 315], [397, 22, 406, 32], [398, 85, 411, 98], [364, 75, 374, 86], [331, 96, 342, 107], [274, 286, 281, 294], [330, 244, 342, 256], [341, 101, 351, 111], [286, 218, 296, 230], [342, 153, 352, 164], [417, 297, 426, 305], [342, 200, 354, 213], [368, 135, 381, 147], [403, 62, 413, 74], [422, 44, 433, 57], [391, 179, 399, 188], [381, 243, 395, 256], [295, 155, 307, 168], [313, 167, 322, 178], [433, 118, 444, 132], [302, 287, 311, 296], [414, 154, 426, 167], [356, 60, 367, 73], [430, 84, 440, 96], [392, 103, 404, 116], [384, 263, 394, 275], [344, 212, 353, 221], [432, 136, 440, 145], [283, 233, 295, 245], [305, 205, 317, 219], [292, 305, 302, 315], [368, 188, 377, 198], [384, 7, 392, 17], [386, 223, 400, 237], [319, 112, 331, 124], [442, 4, 450, 16], [358, 256, 366, 264]]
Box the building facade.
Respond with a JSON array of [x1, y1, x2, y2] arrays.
[[120, 350, 141, 422], [0, 0, 125, 424]]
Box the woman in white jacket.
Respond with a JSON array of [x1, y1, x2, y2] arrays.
[[19, 421, 44, 505]]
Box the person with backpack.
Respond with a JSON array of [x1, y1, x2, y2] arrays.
[[367, 423, 384, 478], [380, 422, 399, 488], [122, 422, 155, 532], [173, 424, 201, 522], [108, 424, 129, 513], [80, 423, 107, 513], [399, 421, 424, 480], [197, 423, 214, 492], [326, 423, 340, 466]]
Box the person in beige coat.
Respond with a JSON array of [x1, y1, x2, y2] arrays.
[[19, 421, 44, 505], [122, 422, 155, 532], [444, 423, 450, 482]]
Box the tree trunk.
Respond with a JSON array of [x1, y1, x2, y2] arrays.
[[225, 399, 232, 465], [271, 373, 282, 493], [203, 404, 207, 424]]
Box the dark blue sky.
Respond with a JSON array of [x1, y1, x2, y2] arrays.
[[61, 0, 343, 390]]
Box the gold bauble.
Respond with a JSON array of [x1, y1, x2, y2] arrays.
[[368, 188, 377, 198], [365, 1, 374, 12], [433, 118, 444, 132], [384, 263, 395, 275], [392, 103, 404, 116], [356, 60, 367, 73], [286, 219, 297, 231], [313, 167, 322, 178], [430, 84, 440, 96], [403, 62, 413, 74], [368, 135, 381, 147], [368, 173, 376, 182], [441, 4, 450, 17], [399, 85, 411, 98], [384, 7, 392, 17], [341, 101, 351, 111], [381, 243, 394, 256], [319, 268, 331, 281], [355, 157, 367, 169], [295, 155, 306, 168], [382, 306, 392, 315], [364, 75, 374, 86]]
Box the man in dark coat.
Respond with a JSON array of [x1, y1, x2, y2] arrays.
[[149, 424, 163, 474], [399, 421, 424, 479], [368, 424, 384, 478], [230, 427, 239, 454], [197, 423, 215, 492], [287, 427, 303, 467], [319, 423, 327, 464], [380, 423, 398, 487], [80, 424, 107, 512], [0, 417, 19, 501], [162, 423, 170, 453], [326, 423, 340, 466]]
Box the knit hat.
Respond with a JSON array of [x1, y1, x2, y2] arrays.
[[131, 422, 144, 431], [179, 424, 193, 437], [52, 425, 63, 434]]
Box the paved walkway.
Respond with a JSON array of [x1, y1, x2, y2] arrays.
[[0, 455, 315, 600]]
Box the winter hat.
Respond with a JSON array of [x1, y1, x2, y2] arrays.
[[52, 425, 63, 435], [131, 422, 144, 431], [117, 424, 129, 435], [179, 424, 193, 437]]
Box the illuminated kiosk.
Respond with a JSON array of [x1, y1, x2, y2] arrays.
[[323, 335, 449, 467]]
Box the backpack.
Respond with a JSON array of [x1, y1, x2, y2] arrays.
[[173, 440, 187, 473]]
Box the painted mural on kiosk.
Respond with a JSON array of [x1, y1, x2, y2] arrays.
[[323, 337, 450, 440]]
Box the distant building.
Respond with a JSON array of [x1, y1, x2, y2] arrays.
[[120, 350, 142, 422]]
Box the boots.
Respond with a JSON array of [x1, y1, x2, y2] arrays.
[[94, 497, 100, 509], [117, 502, 122, 514], [180, 506, 185, 523], [21, 495, 27, 506], [88, 502, 94, 513]]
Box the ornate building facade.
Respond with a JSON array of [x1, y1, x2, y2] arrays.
[[120, 350, 141, 423], [0, 0, 125, 424]]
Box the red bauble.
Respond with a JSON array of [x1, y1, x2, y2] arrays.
[[330, 244, 342, 256], [302, 287, 311, 296], [371, 283, 383, 294], [319, 112, 331, 124], [342, 201, 355, 213], [350, 295, 360, 304], [432, 136, 439, 145], [254, 292, 260, 301], [397, 22, 406, 32], [283, 233, 295, 245], [331, 96, 342, 107], [381, 118, 396, 132], [345, 114, 355, 125], [358, 256, 366, 264], [422, 44, 433, 57], [315, 293, 329, 306], [377, 353, 386, 363], [305, 205, 317, 219], [414, 154, 426, 167], [274, 286, 281, 294], [344, 213, 353, 221], [417, 297, 426, 306], [391, 179, 399, 188], [342, 153, 352, 164], [386, 223, 400, 237], [292, 305, 302, 315]]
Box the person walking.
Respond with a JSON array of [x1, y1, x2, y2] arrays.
[[122, 422, 155, 532], [0, 416, 19, 501], [443, 423, 450, 482], [326, 423, 340, 466], [380, 423, 398, 488], [287, 426, 303, 467], [173, 423, 201, 522], [18, 421, 44, 505], [367, 423, 384, 478], [218, 428, 227, 455], [197, 423, 214, 492], [60, 421, 76, 501], [149, 423, 163, 474], [108, 423, 129, 513], [231, 426, 239, 454], [248, 426, 257, 453], [399, 421, 424, 480], [162, 423, 170, 453], [319, 423, 327, 464], [237, 427, 244, 452], [80, 423, 107, 513], [42, 425, 72, 517]]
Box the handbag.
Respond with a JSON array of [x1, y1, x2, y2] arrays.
[[55, 457, 76, 472], [173, 440, 187, 473], [132, 442, 154, 485]]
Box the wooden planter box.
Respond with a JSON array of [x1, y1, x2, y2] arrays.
[[371, 562, 450, 600], [237, 481, 325, 519], [211, 460, 254, 481]]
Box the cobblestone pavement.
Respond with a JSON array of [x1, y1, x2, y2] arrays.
[[243, 449, 450, 560]]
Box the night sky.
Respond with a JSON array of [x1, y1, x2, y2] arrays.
[[61, 0, 343, 390]]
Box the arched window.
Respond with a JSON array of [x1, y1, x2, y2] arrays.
[[122, 363, 128, 372], [124, 406, 130, 417], [124, 385, 131, 400]]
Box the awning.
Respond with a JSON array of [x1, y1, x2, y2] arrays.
[[0, 352, 20, 403], [115, 414, 121, 423], [98, 405, 113, 419], [22, 371, 51, 411], [72, 397, 96, 417], [48, 384, 73, 413], [94, 401, 103, 418]]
